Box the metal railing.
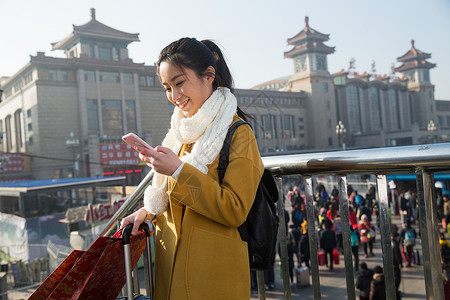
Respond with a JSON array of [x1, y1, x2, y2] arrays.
[[98, 142, 450, 300]]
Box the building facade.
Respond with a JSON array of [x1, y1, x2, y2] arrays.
[[1, 11, 450, 181]]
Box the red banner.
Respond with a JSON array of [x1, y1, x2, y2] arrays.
[[99, 143, 141, 166], [0, 153, 31, 174], [85, 199, 125, 225]]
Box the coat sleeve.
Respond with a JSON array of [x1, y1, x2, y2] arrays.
[[168, 124, 264, 228]]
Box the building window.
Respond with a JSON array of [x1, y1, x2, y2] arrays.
[[28, 136, 33, 146], [126, 100, 137, 133], [323, 82, 329, 93], [327, 119, 332, 129], [328, 137, 333, 146], [369, 87, 382, 131], [139, 76, 155, 87], [438, 116, 443, 127], [348, 85, 362, 133], [89, 45, 95, 58], [98, 47, 112, 60], [5, 115, 12, 152], [86, 99, 99, 132], [49, 70, 57, 81], [261, 115, 277, 140], [85, 70, 96, 82], [325, 100, 330, 110], [14, 110, 23, 150], [28, 123, 32, 131], [446, 116, 450, 128], [24, 72, 33, 85], [27, 109, 32, 118], [102, 100, 123, 136], [48, 70, 68, 81], [388, 89, 401, 130], [99, 71, 120, 83], [281, 115, 295, 139], [123, 73, 134, 84], [113, 48, 120, 61]]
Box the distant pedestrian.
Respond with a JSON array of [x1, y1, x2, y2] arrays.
[[399, 220, 417, 267], [350, 225, 360, 272], [356, 262, 373, 300], [391, 231, 403, 299], [369, 266, 386, 300], [319, 219, 337, 271], [359, 214, 375, 257]]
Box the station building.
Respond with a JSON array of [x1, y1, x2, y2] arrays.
[[1, 11, 449, 182]]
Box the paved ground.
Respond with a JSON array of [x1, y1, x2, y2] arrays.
[[4, 215, 427, 300], [250, 214, 427, 300]]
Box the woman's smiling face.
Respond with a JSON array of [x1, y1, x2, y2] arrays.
[[159, 61, 214, 117]]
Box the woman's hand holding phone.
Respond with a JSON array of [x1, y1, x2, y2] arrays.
[[122, 133, 157, 157], [122, 133, 182, 176]]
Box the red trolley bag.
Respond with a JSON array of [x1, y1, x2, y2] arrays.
[[29, 223, 153, 300], [333, 249, 340, 265], [318, 250, 325, 266]]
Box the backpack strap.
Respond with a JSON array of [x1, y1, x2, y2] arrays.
[[218, 120, 248, 185]]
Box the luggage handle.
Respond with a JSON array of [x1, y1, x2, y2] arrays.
[[122, 222, 153, 299], [122, 223, 151, 245]]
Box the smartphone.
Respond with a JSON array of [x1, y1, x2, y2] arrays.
[[122, 133, 154, 152]]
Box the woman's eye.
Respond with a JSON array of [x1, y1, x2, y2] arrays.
[[176, 81, 185, 86]]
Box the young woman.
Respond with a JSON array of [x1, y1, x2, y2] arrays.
[[120, 37, 264, 299]]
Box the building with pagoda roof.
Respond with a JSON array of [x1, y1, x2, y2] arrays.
[[0, 8, 170, 182], [1, 12, 450, 185]]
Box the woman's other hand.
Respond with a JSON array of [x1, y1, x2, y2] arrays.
[[120, 208, 152, 235]]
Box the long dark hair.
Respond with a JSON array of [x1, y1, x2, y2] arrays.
[[156, 37, 250, 121]]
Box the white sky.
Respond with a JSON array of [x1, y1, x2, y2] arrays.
[[1, 0, 450, 99]]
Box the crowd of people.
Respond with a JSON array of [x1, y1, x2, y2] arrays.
[[280, 179, 427, 299]]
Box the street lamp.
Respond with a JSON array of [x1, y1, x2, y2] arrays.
[[66, 132, 80, 177], [336, 121, 347, 150], [427, 120, 437, 143]]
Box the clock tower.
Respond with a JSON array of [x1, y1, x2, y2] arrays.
[[284, 16, 337, 149], [394, 40, 436, 127]]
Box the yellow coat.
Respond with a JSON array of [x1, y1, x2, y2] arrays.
[[153, 116, 264, 300]]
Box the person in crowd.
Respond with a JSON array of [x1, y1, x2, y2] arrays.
[[319, 219, 337, 271], [327, 203, 338, 221], [369, 266, 386, 300], [350, 225, 360, 272], [359, 214, 375, 258], [437, 192, 444, 221], [399, 219, 417, 267], [391, 231, 403, 299], [444, 196, 450, 227], [440, 233, 450, 278], [399, 192, 411, 224], [355, 262, 374, 300], [349, 205, 358, 229], [300, 217, 311, 268], [120, 37, 263, 299], [365, 184, 376, 209]]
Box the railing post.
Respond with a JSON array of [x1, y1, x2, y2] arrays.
[[375, 174, 397, 300], [256, 270, 266, 300], [337, 175, 356, 300], [275, 176, 291, 300], [416, 168, 444, 300], [305, 176, 322, 299]]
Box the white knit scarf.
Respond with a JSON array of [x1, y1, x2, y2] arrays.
[[143, 87, 237, 215]]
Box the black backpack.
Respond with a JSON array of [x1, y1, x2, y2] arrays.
[[218, 120, 279, 270]]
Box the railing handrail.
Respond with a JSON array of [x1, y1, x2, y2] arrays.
[[100, 142, 450, 238], [263, 142, 450, 176]]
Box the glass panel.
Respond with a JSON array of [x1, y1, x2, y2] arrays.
[[126, 100, 137, 133], [86, 99, 99, 132], [102, 100, 123, 136]]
